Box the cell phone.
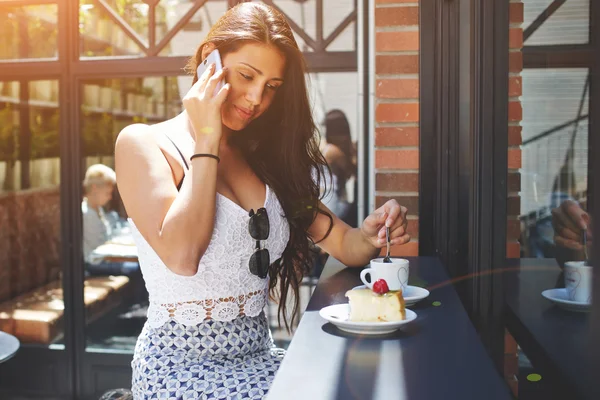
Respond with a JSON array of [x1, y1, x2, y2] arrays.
[[196, 49, 224, 95]]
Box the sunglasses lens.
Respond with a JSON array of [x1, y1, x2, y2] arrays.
[[249, 248, 270, 278], [248, 208, 270, 240]]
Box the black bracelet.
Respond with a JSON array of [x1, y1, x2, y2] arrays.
[[190, 153, 220, 163]]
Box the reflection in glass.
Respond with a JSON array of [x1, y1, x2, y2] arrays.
[[308, 72, 359, 300], [0, 5, 58, 60], [81, 76, 181, 352], [157, 0, 228, 57], [506, 2, 594, 396], [520, 69, 589, 260], [0, 80, 62, 346], [79, 0, 145, 58], [523, 0, 589, 45]]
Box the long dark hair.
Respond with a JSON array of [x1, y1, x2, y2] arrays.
[[185, 2, 333, 331], [324, 109, 356, 192]]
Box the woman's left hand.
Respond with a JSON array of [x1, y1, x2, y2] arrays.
[[360, 199, 410, 248]]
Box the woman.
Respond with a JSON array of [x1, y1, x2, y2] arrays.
[[115, 3, 410, 399]]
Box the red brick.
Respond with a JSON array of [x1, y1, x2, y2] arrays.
[[376, 55, 419, 74], [407, 219, 419, 237], [508, 101, 522, 122], [376, 195, 419, 214], [376, 31, 419, 52], [509, 28, 523, 49], [375, 6, 419, 27], [376, 78, 419, 99], [507, 219, 521, 241], [507, 196, 520, 216], [508, 172, 521, 192], [507, 241, 521, 258], [376, 103, 419, 123], [508, 126, 522, 146], [505, 331, 518, 354], [504, 353, 519, 378], [510, 2, 524, 24], [508, 148, 522, 169], [376, 149, 419, 169], [375, 127, 419, 147], [376, 172, 419, 192], [509, 52, 523, 72], [508, 76, 522, 97]]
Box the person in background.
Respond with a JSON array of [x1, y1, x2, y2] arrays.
[[551, 198, 593, 267], [82, 163, 137, 276], [311, 110, 359, 276], [320, 109, 357, 227]]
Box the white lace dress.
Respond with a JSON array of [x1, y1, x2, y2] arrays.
[[130, 184, 290, 400]]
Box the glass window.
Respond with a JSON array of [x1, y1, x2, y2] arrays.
[[504, 1, 594, 397], [79, 75, 179, 352], [157, 0, 229, 57], [0, 79, 62, 347], [79, 1, 145, 58], [523, 0, 590, 45], [0, 5, 58, 60]]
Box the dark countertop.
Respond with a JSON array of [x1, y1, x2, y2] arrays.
[[0, 331, 19, 364], [267, 256, 511, 400], [504, 258, 596, 400]]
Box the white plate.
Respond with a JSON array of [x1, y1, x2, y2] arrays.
[[319, 303, 417, 335], [352, 285, 430, 306], [542, 288, 591, 313]]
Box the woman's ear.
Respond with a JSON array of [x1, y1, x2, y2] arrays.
[[200, 43, 216, 62]]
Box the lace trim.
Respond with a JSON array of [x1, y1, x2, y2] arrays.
[[147, 289, 267, 327]]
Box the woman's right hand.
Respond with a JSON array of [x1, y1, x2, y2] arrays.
[[551, 199, 592, 255], [182, 63, 230, 145]]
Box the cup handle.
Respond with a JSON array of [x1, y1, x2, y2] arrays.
[[360, 268, 374, 289]]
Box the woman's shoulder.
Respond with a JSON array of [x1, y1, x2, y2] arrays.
[[115, 123, 152, 151], [115, 119, 178, 154]]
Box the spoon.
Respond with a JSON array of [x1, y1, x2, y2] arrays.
[[583, 229, 590, 266], [383, 226, 392, 263]]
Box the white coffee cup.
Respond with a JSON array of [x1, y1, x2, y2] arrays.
[[360, 258, 409, 291], [564, 261, 593, 304]]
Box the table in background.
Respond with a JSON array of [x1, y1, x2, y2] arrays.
[[504, 258, 596, 400], [267, 256, 512, 400], [91, 233, 139, 263]]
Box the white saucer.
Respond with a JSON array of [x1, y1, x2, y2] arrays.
[[352, 285, 430, 306], [319, 304, 417, 335], [541, 288, 591, 313]]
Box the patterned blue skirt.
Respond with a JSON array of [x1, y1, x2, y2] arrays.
[[131, 313, 285, 399]]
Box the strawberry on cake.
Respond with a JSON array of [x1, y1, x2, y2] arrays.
[[345, 279, 406, 322]]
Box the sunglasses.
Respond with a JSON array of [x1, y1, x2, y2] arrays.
[[248, 207, 270, 278]]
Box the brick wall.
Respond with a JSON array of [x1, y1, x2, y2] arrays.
[[373, 0, 523, 262], [505, 1, 524, 397], [374, 0, 420, 257], [508, 0, 524, 260]]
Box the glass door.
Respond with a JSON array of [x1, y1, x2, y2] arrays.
[[501, 1, 598, 399], [0, 2, 72, 397]]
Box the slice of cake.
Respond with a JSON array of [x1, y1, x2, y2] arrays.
[[345, 279, 406, 322]]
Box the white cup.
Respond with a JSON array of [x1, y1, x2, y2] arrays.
[[564, 261, 593, 304], [360, 258, 409, 291]]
